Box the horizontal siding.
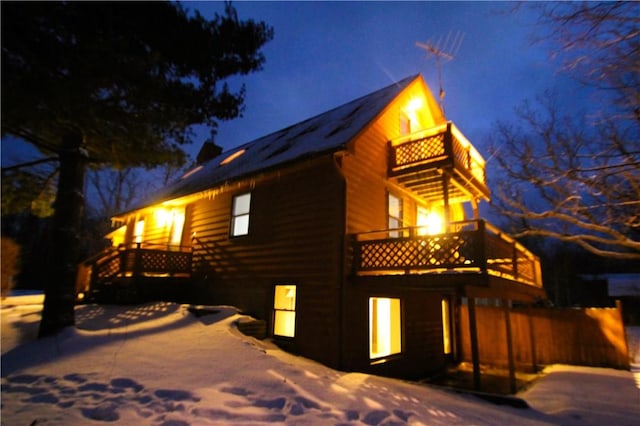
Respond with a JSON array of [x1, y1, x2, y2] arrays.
[[186, 156, 346, 367]]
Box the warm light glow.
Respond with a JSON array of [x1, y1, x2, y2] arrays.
[[108, 225, 126, 247], [170, 210, 185, 245], [220, 149, 246, 165], [134, 220, 145, 244], [274, 285, 296, 337], [369, 297, 401, 359], [181, 165, 203, 180], [417, 210, 445, 235], [442, 298, 452, 355], [155, 208, 170, 228], [406, 97, 423, 113]]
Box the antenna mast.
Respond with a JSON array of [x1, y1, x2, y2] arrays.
[[416, 31, 465, 116]]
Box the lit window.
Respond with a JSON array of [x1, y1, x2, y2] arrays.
[[388, 193, 403, 238], [220, 149, 246, 166], [274, 285, 296, 337], [134, 219, 145, 244], [442, 297, 452, 355], [169, 209, 185, 246], [399, 113, 411, 136], [230, 192, 251, 237], [369, 297, 402, 359], [181, 165, 203, 180]]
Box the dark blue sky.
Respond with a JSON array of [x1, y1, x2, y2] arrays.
[[189, 1, 585, 162], [2, 2, 587, 174]]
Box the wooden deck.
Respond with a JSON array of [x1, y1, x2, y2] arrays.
[[352, 220, 542, 287], [77, 243, 193, 298]]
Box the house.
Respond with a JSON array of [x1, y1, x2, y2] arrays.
[[78, 75, 546, 379]]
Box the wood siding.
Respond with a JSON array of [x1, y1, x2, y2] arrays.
[[342, 275, 454, 379], [187, 156, 346, 368]]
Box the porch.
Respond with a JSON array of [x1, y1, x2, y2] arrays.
[[352, 219, 542, 288], [77, 243, 193, 302]]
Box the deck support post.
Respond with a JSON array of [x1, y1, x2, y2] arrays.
[[503, 299, 517, 394], [467, 297, 481, 390]]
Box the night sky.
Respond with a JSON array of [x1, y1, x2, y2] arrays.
[[2, 2, 588, 176], [191, 1, 586, 161]]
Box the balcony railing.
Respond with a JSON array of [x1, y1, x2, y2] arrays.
[[389, 122, 487, 188], [77, 243, 192, 293], [353, 220, 542, 287]]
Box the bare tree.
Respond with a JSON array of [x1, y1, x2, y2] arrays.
[[87, 162, 189, 220], [490, 2, 640, 260], [490, 93, 639, 260], [533, 2, 640, 118]]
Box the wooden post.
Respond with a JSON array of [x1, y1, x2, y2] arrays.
[[527, 305, 538, 373], [468, 297, 481, 390], [471, 198, 480, 220], [503, 299, 516, 394], [442, 173, 451, 232]]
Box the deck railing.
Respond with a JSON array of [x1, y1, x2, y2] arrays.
[[389, 122, 486, 186], [353, 220, 542, 287], [78, 243, 192, 292]]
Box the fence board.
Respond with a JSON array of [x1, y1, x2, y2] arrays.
[[459, 304, 629, 370]]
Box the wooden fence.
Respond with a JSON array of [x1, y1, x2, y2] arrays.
[[459, 302, 630, 372]]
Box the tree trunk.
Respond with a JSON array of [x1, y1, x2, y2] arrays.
[[39, 130, 87, 337]]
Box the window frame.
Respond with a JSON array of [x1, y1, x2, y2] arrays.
[[273, 284, 297, 338], [387, 192, 403, 238], [369, 296, 403, 361], [230, 192, 252, 237]]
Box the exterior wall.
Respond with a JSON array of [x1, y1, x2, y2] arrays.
[[337, 78, 468, 378], [342, 275, 459, 379], [186, 155, 347, 368]]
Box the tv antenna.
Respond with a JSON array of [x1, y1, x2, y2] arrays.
[[416, 31, 465, 116]]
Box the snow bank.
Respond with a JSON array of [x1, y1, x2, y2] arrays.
[[2, 298, 638, 425]]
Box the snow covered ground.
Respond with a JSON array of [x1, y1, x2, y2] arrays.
[[2, 295, 639, 425]]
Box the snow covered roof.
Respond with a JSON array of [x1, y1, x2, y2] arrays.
[[147, 74, 420, 205]]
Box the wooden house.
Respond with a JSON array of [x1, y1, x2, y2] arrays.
[[79, 75, 545, 379]]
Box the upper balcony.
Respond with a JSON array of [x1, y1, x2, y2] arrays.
[[388, 122, 490, 203], [352, 220, 543, 288]]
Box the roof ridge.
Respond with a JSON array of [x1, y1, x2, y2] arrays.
[[220, 74, 420, 153]]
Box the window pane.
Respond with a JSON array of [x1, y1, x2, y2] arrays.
[[274, 311, 296, 337], [232, 214, 250, 236], [134, 220, 145, 243], [388, 194, 401, 218], [274, 285, 296, 310], [274, 285, 296, 338], [233, 193, 251, 215], [170, 209, 185, 245], [369, 297, 401, 359]]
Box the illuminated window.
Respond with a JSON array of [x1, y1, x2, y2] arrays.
[[442, 297, 452, 355], [273, 285, 296, 337], [369, 297, 402, 359], [388, 193, 403, 238], [134, 219, 145, 244], [220, 149, 246, 166], [399, 113, 411, 136], [169, 209, 185, 246], [230, 192, 251, 237]]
